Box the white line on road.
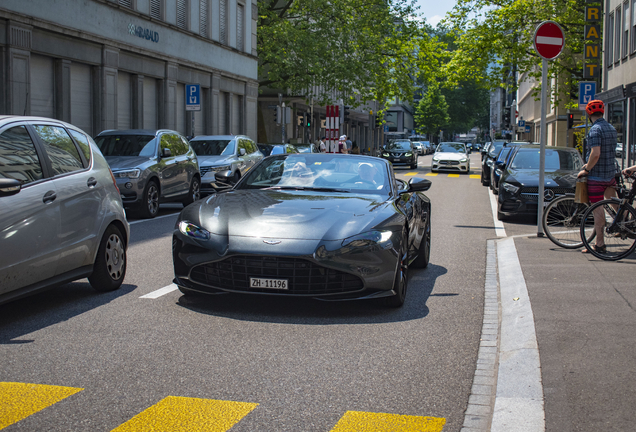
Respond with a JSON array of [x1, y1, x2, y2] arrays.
[[489, 190, 507, 237], [129, 213, 180, 225], [140, 283, 179, 299]]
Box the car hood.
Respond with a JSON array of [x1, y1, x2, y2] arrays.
[[197, 155, 236, 166], [434, 152, 466, 160], [105, 156, 154, 170], [503, 169, 578, 187], [183, 189, 395, 241], [384, 148, 411, 153]]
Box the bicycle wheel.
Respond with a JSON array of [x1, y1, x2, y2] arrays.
[[543, 195, 594, 249], [580, 200, 636, 260]]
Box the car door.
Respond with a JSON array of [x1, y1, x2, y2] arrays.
[[30, 123, 106, 276], [0, 123, 61, 295], [236, 138, 250, 175], [247, 139, 261, 171], [393, 176, 418, 257], [157, 133, 182, 197]]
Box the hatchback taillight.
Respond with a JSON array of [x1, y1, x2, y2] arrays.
[[109, 168, 120, 193]]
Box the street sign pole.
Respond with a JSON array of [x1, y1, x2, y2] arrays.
[[538, 58, 548, 237], [282, 102, 286, 143]]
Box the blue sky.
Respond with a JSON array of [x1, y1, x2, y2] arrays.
[[414, 0, 457, 27]]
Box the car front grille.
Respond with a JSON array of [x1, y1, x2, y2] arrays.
[[199, 166, 213, 176], [438, 160, 460, 165], [520, 187, 574, 202], [189, 256, 364, 294]]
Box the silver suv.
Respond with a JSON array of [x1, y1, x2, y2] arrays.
[[95, 129, 200, 218], [188, 135, 263, 195], [0, 116, 129, 304]]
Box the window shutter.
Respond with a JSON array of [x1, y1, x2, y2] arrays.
[[237, 3, 244, 51], [150, 0, 162, 19], [177, 0, 187, 30], [199, 0, 208, 37], [220, 0, 227, 44], [119, 0, 133, 9]]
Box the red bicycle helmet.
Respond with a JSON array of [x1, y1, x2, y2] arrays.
[[586, 99, 604, 116]]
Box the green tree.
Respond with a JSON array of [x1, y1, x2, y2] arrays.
[[258, 0, 446, 109], [415, 83, 450, 142]]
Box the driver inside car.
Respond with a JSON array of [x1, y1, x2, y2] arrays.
[[349, 162, 381, 186]]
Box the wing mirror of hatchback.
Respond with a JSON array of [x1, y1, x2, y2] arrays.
[[239, 148, 246, 156], [0, 178, 22, 196], [161, 148, 172, 158], [495, 161, 506, 169], [214, 170, 237, 186], [401, 177, 432, 194]]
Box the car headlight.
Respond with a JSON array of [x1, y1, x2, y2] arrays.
[[211, 165, 232, 172], [178, 221, 210, 240], [113, 169, 141, 179], [432, 156, 439, 161], [405, 152, 413, 157], [501, 182, 520, 194], [486, 160, 494, 167], [342, 230, 392, 247], [460, 158, 468, 163], [382, 153, 389, 157]]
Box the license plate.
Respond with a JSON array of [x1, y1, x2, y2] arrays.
[[250, 277, 288, 289]]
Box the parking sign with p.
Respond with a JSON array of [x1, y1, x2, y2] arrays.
[[185, 84, 201, 111], [579, 82, 596, 111]]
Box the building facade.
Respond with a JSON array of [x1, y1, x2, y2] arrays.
[[0, 0, 258, 140]]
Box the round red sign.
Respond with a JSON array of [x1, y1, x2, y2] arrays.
[[533, 21, 565, 60]]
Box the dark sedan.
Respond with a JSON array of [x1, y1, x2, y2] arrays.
[[379, 140, 418, 168], [481, 140, 506, 186], [497, 145, 583, 220], [173, 154, 432, 307], [490, 143, 524, 194]]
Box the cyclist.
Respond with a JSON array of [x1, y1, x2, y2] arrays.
[[577, 99, 618, 254], [623, 165, 636, 176]]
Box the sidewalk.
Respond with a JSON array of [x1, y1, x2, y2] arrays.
[[465, 234, 636, 431]]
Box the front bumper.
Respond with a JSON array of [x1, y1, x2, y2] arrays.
[[114, 177, 144, 207], [172, 232, 399, 300], [498, 186, 574, 217], [380, 154, 417, 167], [432, 159, 469, 172]]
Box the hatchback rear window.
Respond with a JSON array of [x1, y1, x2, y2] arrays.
[[95, 135, 156, 157]]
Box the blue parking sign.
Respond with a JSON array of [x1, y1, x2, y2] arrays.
[[579, 81, 596, 110], [186, 84, 201, 111]]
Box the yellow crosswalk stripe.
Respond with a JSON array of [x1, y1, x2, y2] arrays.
[[330, 411, 446, 431], [448, 174, 460, 178], [470, 174, 480, 179], [0, 382, 83, 429], [424, 173, 438, 176], [111, 396, 258, 432], [404, 172, 418, 176]]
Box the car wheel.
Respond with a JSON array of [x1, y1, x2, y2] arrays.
[[411, 218, 430, 269], [140, 180, 160, 219], [384, 231, 408, 308], [88, 225, 126, 292], [182, 176, 201, 207]]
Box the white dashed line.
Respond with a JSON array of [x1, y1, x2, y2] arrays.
[[140, 283, 179, 299]]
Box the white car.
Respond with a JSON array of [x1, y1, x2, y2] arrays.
[[412, 141, 425, 155], [431, 142, 470, 174]]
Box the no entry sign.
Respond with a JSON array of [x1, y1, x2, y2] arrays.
[[533, 21, 565, 60]]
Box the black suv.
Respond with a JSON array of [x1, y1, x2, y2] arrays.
[[380, 140, 418, 168]]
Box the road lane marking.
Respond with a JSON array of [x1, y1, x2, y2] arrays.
[[448, 174, 460, 178], [330, 411, 445, 431], [128, 213, 180, 225], [404, 172, 418, 176], [424, 173, 438, 177], [489, 190, 507, 237], [140, 284, 179, 299], [470, 174, 481, 179], [0, 382, 83, 429], [111, 396, 258, 432]]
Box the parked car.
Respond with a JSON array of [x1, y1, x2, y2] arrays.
[[615, 142, 623, 158], [0, 116, 130, 304], [380, 140, 418, 168], [421, 141, 433, 154], [173, 154, 432, 307], [290, 143, 317, 153], [490, 142, 523, 194], [257, 143, 300, 157], [188, 135, 262, 196], [412, 141, 425, 155], [480, 140, 506, 186], [95, 129, 200, 218], [497, 144, 583, 220], [431, 142, 470, 173]]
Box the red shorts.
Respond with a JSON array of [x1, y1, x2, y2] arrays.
[[587, 178, 616, 203]]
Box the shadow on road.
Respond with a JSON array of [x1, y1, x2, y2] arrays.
[[0, 282, 137, 344], [175, 264, 448, 325]]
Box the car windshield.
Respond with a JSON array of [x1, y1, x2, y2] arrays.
[[386, 141, 411, 150], [189, 139, 234, 156], [238, 155, 390, 195], [293, 145, 312, 153], [95, 135, 156, 157], [497, 147, 512, 162], [510, 149, 583, 171], [437, 143, 465, 153], [488, 141, 506, 157]]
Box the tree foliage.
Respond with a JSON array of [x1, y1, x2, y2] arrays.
[[257, 0, 446, 109], [414, 82, 450, 141], [442, 0, 588, 106]]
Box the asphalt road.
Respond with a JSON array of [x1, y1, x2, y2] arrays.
[[0, 152, 498, 432]]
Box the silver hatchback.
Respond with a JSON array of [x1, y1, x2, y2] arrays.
[[0, 116, 129, 304]]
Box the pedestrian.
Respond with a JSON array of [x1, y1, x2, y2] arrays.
[[318, 136, 326, 153], [345, 136, 352, 152], [577, 99, 618, 254], [351, 143, 360, 154], [338, 135, 348, 154]]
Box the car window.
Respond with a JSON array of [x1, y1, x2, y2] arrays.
[[32, 125, 84, 176], [160, 134, 188, 157], [95, 135, 156, 157], [386, 141, 411, 150], [179, 136, 192, 156], [437, 143, 465, 153], [190, 139, 233, 156], [238, 139, 248, 155], [68, 129, 92, 165], [0, 125, 44, 184], [511, 149, 582, 171]]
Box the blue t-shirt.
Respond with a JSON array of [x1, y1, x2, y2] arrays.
[[586, 118, 617, 181]]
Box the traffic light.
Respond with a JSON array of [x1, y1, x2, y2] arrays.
[[274, 106, 280, 124], [306, 112, 311, 127], [568, 113, 574, 129], [344, 106, 350, 122], [503, 107, 511, 127]]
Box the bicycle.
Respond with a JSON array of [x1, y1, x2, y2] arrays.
[[542, 194, 594, 249], [579, 171, 636, 260]]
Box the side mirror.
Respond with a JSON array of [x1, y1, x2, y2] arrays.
[[401, 177, 432, 193], [239, 148, 246, 156], [214, 170, 237, 185], [161, 148, 172, 158], [0, 178, 22, 196], [495, 161, 506, 169]]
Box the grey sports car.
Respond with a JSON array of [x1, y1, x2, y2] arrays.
[[172, 154, 432, 307]]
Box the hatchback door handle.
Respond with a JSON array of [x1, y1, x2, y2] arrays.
[[43, 190, 57, 203], [87, 177, 97, 187]]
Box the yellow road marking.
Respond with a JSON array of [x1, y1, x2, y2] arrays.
[[424, 173, 438, 177], [0, 382, 83, 429], [448, 174, 460, 178], [330, 411, 446, 432], [111, 396, 258, 432], [404, 172, 418, 176], [470, 174, 481, 179]]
